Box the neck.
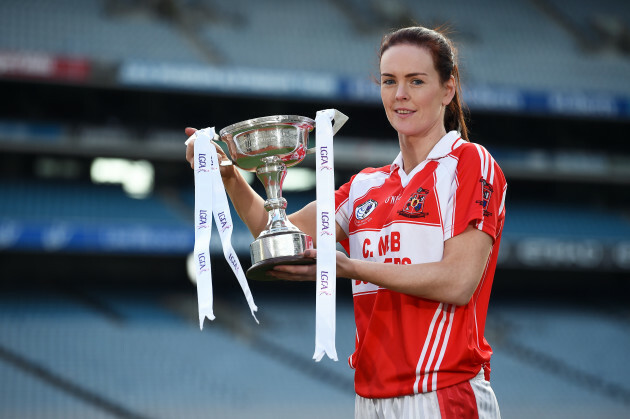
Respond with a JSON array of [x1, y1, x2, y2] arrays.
[[398, 126, 447, 173]]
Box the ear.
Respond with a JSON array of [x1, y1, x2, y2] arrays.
[[442, 75, 456, 106]]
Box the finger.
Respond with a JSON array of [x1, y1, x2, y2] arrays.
[[210, 140, 228, 159], [270, 264, 317, 282], [302, 249, 317, 259], [267, 271, 311, 282], [272, 264, 312, 274]]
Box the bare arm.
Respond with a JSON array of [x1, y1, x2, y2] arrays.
[[222, 168, 269, 238], [341, 225, 492, 305], [288, 201, 348, 246], [271, 224, 492, 306]]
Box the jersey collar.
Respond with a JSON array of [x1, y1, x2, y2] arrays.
[[427, 130, 464, 160], [390, 130, 463, 174]]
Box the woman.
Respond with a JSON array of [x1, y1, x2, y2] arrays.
[[186, 26, 506, 419]]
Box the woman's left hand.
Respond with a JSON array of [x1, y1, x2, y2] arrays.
[[266, 249, 351, 281]]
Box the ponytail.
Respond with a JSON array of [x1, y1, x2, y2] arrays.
[[445, 65, 468, 141]]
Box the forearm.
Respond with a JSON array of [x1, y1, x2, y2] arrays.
[[287, 201, 317, 242], [222, 169, 268, 238], [288, 202, 348, 247], [338, 226, 492, 306], [341, 258, 473, 306]]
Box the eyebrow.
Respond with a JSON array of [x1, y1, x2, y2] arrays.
[[380, 72, 428, 78]]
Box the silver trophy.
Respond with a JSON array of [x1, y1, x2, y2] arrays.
[[218, 114, 347, 280]]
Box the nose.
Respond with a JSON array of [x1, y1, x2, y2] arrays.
[[395, 84, 409, 101]]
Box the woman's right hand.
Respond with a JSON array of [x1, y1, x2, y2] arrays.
[[185, 127, 237, 179]]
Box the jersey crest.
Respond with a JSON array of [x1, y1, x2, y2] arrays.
[[398, 187, 430, 218]]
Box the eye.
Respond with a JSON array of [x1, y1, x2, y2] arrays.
[[381, 78, 395, 86], [411, 79, 424, 86]]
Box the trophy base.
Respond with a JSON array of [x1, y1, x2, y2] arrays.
[[247, 231, 314, 281], [247, 254, 316, 281]]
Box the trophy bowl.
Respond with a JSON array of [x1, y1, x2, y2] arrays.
[[219, 115, 316, 281]]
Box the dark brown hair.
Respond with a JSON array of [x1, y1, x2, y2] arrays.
[[379, 26, 469, 141]]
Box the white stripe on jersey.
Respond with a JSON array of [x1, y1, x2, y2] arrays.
[[433, 171, 445, 237], [499, 183, 507, 215], [450, 175, 459, 240], [431, 304, 456, 391], [474, 143, 488, 179], [413, 303, 444, 394], [477, 143, 497, 185], [351, 227, 389, 235], [474, 144, 486, 179], [380, 219, 441, 229], [473, 144, 497, 231], [432, 154, 459, 241], [474, 145, 486, 230], [421, 304, 453, 393], [353, 290, 379, 297]]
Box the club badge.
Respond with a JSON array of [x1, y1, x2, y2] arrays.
[[355, 199, 377, 220], [398, 187, 430, 218]]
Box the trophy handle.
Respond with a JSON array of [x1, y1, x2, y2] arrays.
[[207, 132, 235, 167], [302, 110, 349, 156], [331, 109, 349, 135]]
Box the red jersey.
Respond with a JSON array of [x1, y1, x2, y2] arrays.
[[334, 131, 507, 399]]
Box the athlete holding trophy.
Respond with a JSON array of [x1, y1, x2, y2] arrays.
[[186, 26, 506, 419]]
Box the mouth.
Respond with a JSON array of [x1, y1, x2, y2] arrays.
[[395, 109, 415, 115]]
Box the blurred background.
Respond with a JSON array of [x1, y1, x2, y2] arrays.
[[1, 0, 629, 418]]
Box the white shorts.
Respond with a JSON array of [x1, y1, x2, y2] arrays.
[[354, 369, 500, 419]]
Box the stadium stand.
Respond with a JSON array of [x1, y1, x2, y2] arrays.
[[0, 0, 627, 265], [0, 1, 629, 418], [0, 179, 193, 254], [0, 179, 183, 225], [0, 0, 207, 63], [1, 0, 628, 94]]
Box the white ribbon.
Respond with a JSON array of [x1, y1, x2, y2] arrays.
[[192, 129, 215, 327], [192, 128, 258, 329], [313, 109, 338, 362]]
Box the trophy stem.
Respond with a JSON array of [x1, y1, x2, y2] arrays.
[[256, 156, 299, 236]]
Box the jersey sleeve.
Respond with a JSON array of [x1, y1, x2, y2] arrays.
[[444, 143, 507, 242]]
